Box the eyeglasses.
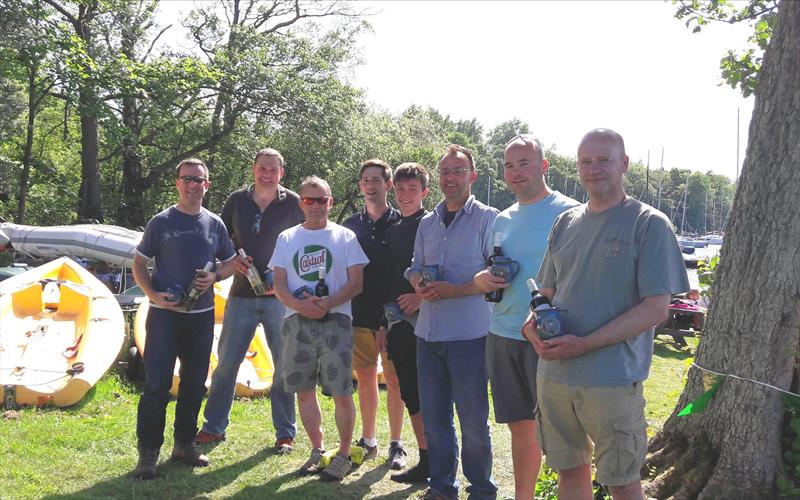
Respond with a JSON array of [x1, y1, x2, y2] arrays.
[[301, 196, 332, 206], [179, 175, 208, 184], [439, 167, 471, 177], [251, 213, 261, 234]]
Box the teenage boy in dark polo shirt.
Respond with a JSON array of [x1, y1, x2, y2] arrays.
[[342, 159, 406, 469], [197, 148, 304, 454], [377, 162, 431, 483]]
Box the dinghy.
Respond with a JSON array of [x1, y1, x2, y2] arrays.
[[0, 257, 126, 407], [0, 223, 142, 268], [132, 278, 275, 398]]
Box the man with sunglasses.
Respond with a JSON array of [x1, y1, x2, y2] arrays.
[[196, 149, 304, 454], [523, 129, 688, 499], [406, 145, 499, 500], [132, 158, 236, 479], [270, 176, 368, 482], [473, 134, 578, 499], [342, 159, 405, 469]]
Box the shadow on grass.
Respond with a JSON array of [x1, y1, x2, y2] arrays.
[[42, 447, 273, 500], [653, 337, 694, 360]]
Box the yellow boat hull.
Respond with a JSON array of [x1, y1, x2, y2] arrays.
[[0, 257, 126, 407], [133, 280, 274, 398]]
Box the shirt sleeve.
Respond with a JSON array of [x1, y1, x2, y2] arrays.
[[536, 220, 558, 290], [221, 194, 235, 239], [636, 213, 691, 298], [216, 219, 236, 262], [135, 217, 161, 260], [268, 233, 286, 270], [404, 219, 426, 280], [346, 231, 369, 267], [481, 209, 500, 260]]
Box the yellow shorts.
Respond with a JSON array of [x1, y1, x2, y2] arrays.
[[535, 375, 647, 487], [352, 326, 395, 376]]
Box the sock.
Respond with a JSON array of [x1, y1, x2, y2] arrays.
[[390, 440, 403, 447], [361, 437, 378, 448]]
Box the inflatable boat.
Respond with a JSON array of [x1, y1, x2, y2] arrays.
[[0, 257, 126, 407], [132, 278, 275, 398], [0, 223, 142, 268]]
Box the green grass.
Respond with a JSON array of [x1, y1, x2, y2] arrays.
[[1, 336, 696, 499]]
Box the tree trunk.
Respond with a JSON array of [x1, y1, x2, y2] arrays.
[[119, 93, 144, 228], [76, 85, 102, 222], [644, 4, 800, 498], [17, 62, 37, 224]]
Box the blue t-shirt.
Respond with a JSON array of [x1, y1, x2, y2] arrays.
[[136, 206, 236, 312], [490, 192, 579, 340]]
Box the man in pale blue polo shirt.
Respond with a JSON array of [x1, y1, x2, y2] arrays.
[[406, 144, 499, 500], [474, 134, 578, 499]]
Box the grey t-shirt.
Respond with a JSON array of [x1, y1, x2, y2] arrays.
[[536, 197, 689, 385], [136, 206, 236, 312]]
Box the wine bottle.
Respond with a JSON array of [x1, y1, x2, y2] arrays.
[[182, 261, 213, 311], [485, 232, 504, 303], [238, 248, 267, 296]]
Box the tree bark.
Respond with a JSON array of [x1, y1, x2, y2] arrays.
[[644, 3, 800, 498], [17, 61, 38, 225], [76, 84, 102, 222]]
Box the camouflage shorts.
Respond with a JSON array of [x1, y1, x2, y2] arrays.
[[281, 313, 354, 396]]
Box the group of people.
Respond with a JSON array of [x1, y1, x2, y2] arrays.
[[130, 128, 689, 500]]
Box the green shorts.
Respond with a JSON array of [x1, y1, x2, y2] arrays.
[[281, 313, 354, 396], [535, 375, 647, 486]]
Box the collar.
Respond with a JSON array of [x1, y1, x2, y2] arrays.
[[435, 194, 476, 217], [360, 205, 398, 224], [248, 184, 287, 202]]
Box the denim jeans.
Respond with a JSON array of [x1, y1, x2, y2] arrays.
[[202, 296, 296, 439], [137, 307, 214, 449], [417, 336, 497, 499]]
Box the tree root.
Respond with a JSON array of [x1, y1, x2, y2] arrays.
[[643, 432, 717, 499]]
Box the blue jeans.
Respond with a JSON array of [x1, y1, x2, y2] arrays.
[[137, 307, 214, 449], [417, 336, 497, 499], [202, 296, 296, 439]]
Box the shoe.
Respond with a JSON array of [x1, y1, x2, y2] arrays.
[[133, 447, 159, 480], [171, 441, 210, 467], [195, 430, 225, 445], [319, 454, 351, 482], [387, 441, 407, 470], [298, 447, 325, 476], [275, 437, 294, 455], [422, 488, 455, 500], [392, 448, 429, 483], [355, 437, 378, 460]]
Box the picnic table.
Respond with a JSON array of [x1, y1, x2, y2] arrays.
[[655, 302, 705, 348]]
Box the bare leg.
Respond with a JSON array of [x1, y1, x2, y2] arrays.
[[558, 463, 593, 500], [384, 367, 405, 442], [508, 419, 542, 499], [410, 411, 428, 449], [333, 394, 355, 456], [355, 365, 378, 439], [609, 481, 645, 500], [297, 389, 323, 449]]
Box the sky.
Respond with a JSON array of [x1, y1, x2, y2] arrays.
[[159, 1, 757, 180]]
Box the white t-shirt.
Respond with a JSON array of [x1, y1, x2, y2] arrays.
[[269, 222, 369, 318]]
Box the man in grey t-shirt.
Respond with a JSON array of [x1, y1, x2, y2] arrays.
[[523, 129, 688, 499]]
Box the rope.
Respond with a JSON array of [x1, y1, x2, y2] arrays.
[[691, 362, 799, 398]]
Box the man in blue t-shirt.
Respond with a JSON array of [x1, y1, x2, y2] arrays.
[[474, 134, 578, 499], [131, 158, 236, 480]]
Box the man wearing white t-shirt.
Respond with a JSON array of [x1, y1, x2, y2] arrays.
[[270, 175, 368, 482]]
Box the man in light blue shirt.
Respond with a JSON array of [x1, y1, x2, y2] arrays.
[[474, 134, 578, 499], [406, 144, 498, 500]]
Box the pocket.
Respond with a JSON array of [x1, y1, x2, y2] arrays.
[[610, 413, 647, 476]]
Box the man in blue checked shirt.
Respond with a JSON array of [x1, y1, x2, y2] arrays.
[[405, 144, 499, 500]]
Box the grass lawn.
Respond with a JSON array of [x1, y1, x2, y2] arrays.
[[0, 336, 696, 499]]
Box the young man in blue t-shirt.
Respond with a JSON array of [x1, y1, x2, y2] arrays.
[[131, 158, 236, 480], [474, 135, 579, 499]]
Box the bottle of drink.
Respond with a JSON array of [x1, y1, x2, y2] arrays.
[[526, 278, 566, 340], [315, 266, 329, 298], [238, 248, 267, 296], [485, 232, 504, 303], [183, 261, 213, 311]]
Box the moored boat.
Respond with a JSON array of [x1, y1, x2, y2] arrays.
[[0, 257, 126, 407]]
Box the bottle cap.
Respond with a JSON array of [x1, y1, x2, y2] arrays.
[[318, 266, 326, 279], [526, 278, 538, 293], [237, 248, 248, 258], [494, 232, 503, 246]]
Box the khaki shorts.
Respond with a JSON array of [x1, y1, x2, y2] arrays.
[[352, 326, 395, 376], [535, 375, 647, 487]]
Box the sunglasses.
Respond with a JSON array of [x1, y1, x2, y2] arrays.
[[179, 175, 208, 184], [301, 196, 332, 206], [251, 213, 261, 234]]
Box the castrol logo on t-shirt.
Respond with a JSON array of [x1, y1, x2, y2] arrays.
[[294, 245, 332, 281]]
